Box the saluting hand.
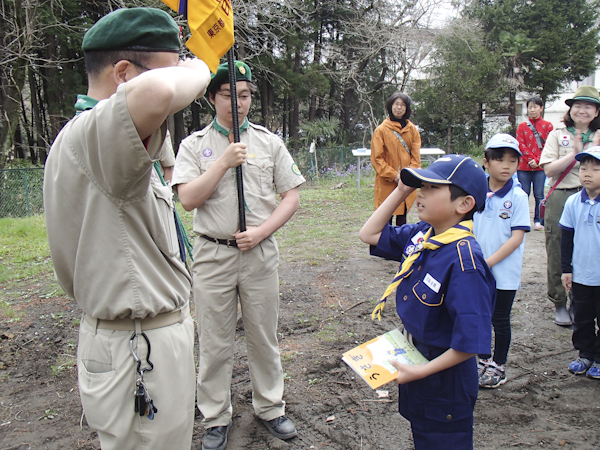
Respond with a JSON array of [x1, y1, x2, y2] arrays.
[[221, 142, 247, 169]]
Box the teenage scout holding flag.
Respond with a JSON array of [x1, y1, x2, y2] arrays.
[[162, 2, 304, 449]]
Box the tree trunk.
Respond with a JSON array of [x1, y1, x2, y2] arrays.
[[191, 101, 202, 132], [173, 111, 186, 153], [508, 91, 516, 137], [477, 103, 484, 146], [446, 125, 452, 153]]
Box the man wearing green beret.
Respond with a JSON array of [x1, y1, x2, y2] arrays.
[[173, 61, 304, 450], [43, 7, 211, 449]]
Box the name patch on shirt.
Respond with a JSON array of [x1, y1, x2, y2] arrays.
[[411, 231, 425, 245], [423, 273, 441, 293]]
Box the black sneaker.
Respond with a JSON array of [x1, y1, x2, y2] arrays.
[[262, 415, 297, 440], [202, 420, 232, 450]]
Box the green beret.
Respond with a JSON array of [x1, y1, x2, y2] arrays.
[[82, 8, 180, 53], [207, 61, 252, 93]]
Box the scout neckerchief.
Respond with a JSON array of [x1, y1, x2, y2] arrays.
[[371, 220, 475, 321], [567, 127, 594, 147], [213, 116, 249, 143], [74, 94, 98, 115], [153, 161, 194, 263]]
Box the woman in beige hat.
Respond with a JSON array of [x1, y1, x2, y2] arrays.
[[540, 86, 600, 326]]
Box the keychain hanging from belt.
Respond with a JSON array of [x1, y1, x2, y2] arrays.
[[130, 328, 158, 420]]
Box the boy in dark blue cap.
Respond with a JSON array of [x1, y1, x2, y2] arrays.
[[359, 155, 495, 450], [559, 146, 600, 378]]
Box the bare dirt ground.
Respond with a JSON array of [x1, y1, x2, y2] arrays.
[[2, 213, 600, 449]]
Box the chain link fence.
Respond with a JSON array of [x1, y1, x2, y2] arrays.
[[290, 145, 374, 183], [0, 148, 374, 218], [0, 168, 45, 218]]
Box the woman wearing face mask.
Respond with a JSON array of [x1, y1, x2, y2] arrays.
[[540, 86, 600, 326], [371, 92, 421, 226]]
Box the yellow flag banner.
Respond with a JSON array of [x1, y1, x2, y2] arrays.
[[160, 0, 234, 73]]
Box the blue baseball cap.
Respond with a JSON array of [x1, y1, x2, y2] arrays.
[[485, 133, 522, 156], [401, 155, 487, 209], [575, 146, 600, 162]]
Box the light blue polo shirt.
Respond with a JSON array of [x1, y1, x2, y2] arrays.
[[474, 177, 531, 290], [559, 189, 600, 286]]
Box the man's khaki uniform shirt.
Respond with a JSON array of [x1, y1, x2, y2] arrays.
[[540, 126, 595, 189], [173, 122, 305, 237], [44, 84, 191, 320]]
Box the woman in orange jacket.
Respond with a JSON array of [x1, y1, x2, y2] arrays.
[[371, 92, 421, 225]]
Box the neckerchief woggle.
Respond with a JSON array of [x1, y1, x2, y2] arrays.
[[371, 220, 475, 321]]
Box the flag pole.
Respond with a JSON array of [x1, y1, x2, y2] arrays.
[[227, 49, 246, 232]]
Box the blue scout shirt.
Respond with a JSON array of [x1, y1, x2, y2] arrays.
[[559, 189, 600, 286], [372, 221, 495, 355], [473, 177, 530, 290]]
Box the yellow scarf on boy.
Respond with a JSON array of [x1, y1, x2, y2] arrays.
[[371, 220, 475, 320]]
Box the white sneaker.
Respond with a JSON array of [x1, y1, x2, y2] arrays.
[[534, 222, 544, 231]]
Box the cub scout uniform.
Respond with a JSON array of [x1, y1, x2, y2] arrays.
[[474, 176, 530, 290], [44, 84, 195, 449], [540, 126, 589, 306], [172, 119, 305, 428], [371, 221, 495, 450]]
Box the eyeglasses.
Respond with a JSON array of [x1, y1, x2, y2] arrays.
[[126, 60, 151, 72], [113, 60, 152, 72], [216, 92, 252, 101]]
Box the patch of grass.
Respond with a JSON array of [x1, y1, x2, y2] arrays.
[[0, 300, 23, 322], [0, 215, 53, 283], [276, 176, 376, 263], [51, 356, 76, 377]]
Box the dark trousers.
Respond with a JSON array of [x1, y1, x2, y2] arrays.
[[571, 283, 600, 363], [517, 170, 545, 223], [478, 289, 516, 365]]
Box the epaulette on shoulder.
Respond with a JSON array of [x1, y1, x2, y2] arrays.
[[456, 239, 476, 272]]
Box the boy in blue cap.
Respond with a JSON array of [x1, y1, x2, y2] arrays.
[[359, 155, 495, 450], [474, 134, 530, 388], [559, 147, 600, 378]]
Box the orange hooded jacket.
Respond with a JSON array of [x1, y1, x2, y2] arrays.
[[370, 118, 421, 215]]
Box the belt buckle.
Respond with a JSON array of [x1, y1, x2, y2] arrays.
[[227, 239, 234, 248]]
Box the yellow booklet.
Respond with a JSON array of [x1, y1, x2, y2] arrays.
[[342, 328, 428, 389]]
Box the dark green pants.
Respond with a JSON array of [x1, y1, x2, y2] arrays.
[[544, 187, 580, 307]]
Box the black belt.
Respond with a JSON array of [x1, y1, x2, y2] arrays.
[[555, 187, 581, 191], [200, 235, 238, 247]]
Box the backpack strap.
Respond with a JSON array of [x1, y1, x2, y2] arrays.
[[392, 131, 411, 155]]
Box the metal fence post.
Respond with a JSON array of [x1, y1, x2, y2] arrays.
[[23, 170, 31, 217]]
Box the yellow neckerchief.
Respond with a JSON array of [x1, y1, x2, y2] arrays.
[[371, 220, 475, 321]]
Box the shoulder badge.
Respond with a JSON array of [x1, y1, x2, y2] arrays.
[[291, 163, 301, 176], [456, 239, 476, 272]]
